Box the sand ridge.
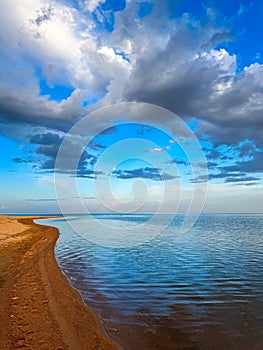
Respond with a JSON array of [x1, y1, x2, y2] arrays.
[[0, 216, 121, 350]]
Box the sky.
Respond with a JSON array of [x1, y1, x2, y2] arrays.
[[0, 0, 262, 214]]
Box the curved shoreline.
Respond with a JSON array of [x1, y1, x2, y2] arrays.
[[0, 216, 120, 350]]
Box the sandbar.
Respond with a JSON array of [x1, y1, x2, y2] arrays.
[[0, 215, 120, 350]]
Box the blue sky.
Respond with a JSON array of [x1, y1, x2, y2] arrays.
[[0, 0, 262, 214]]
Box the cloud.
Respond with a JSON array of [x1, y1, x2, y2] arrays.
[[28, 131, 100, 177], [113, 5, 262, 146], [26, 198, 59, 202], [0, 0, 262, 148], [238, 182, 259, 187], [193, 172, 258, 184], [170, 157, 189, 166], [224, 176, 260, 183], [36, 142, 99, 176], [113, 167, 178, 181], [12, 157, 30, 164], [81, 0, 106, 13], [145, 139, 175, 153], [30, 132, 63, 145], [145, 146, 170, 153], [0, 0, 127, 129], [87, 139, 107, 150], [195, 161, 218, 169], [193, 149, 263, 183], [0, 0, 263, 185], [238, 141, 257, 158], [220, 150, 263, 174], [33, 4, 54, 27], [0, 88, 84, 131]]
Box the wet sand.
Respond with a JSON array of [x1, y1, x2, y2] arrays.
[[0, 216, 120, 350]]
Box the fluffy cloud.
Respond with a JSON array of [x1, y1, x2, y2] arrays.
[[0, 0, 262, 183], [1, 1, 262, 140], [81, 0, 106, 13], [0, 0, 129, 130], [145, 139, 175, 153]]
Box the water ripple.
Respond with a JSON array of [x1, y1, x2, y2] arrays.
[[36, 214, 263, 349]]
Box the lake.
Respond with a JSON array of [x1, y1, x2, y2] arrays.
[[36, 214, 263, 349]]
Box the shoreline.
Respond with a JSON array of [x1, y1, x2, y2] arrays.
[[0, 215, 120, 350], [39, 217, 199, 350]]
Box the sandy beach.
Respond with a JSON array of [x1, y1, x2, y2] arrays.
[[0, 216, 120, 350]]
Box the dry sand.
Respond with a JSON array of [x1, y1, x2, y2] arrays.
[[0, 216, 120, 350]]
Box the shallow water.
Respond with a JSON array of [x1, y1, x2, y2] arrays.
[[36, 214, 263, 349]]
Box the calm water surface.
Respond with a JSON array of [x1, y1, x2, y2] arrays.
[[36, 214, 263, 349]]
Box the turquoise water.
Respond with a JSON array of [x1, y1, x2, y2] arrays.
[[36, 214, 263, 349]]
